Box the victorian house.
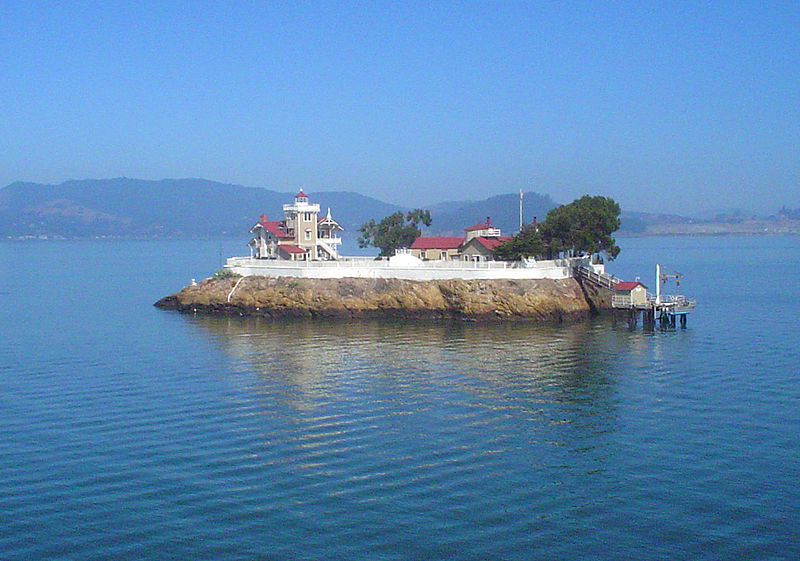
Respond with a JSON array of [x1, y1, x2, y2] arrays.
[[248, 190, 343, 261]]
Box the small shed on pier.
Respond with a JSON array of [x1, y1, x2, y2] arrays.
[[613, 281, 648, 306]]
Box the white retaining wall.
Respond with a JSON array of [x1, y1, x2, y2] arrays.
[[224, 256, 604, 281]]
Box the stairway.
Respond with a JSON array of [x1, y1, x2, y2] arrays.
[[573, 265, 619, 289], [317, 239, 338, 260]]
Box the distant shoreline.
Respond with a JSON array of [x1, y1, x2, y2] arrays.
[[6, 230, 800, 242]]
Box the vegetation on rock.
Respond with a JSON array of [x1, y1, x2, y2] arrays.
[[212, 268, 242, 280]]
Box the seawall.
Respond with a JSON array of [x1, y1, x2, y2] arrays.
[[224, 256, 604, 281], [155, 276, 599, 322]]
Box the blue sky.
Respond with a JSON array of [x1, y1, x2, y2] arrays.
[[1, 1, 798, 213]]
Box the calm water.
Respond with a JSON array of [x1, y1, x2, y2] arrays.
[[1, 237, 798, 559]]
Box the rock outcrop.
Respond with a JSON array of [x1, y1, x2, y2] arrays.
[[155, 276, 596, 322]]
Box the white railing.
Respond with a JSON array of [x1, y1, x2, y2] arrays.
[[574, 265, 619, 289], [226, 256, 580, 271], [654, 294, 696, 307]]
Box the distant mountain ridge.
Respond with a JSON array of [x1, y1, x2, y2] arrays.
[[0, 178, 559, 239], [426, 192, 557, 236], [0, 178, 402, 238], [6, 177, 793, 240]]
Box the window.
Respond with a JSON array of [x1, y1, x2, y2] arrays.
[[305, 229, 311, 240], [304, 212, 313, 222], [441, 251, 447, 260]]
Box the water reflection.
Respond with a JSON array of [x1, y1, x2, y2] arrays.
[[184, 315, 654, 429]]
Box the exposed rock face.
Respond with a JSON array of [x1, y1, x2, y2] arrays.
[[155, 276, 597, 322], [575, 277, 615, 313]]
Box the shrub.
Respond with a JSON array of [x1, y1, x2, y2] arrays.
[[212, 268, 242, 280]]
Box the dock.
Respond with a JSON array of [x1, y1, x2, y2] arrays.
[[575, 263, 696, 329], [611, 293, 696, 329]]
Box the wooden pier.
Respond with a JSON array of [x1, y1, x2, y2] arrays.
[[611, 295, 696, 329], [575, 263, 696, 329]]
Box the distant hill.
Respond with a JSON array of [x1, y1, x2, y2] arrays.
[[0, 178, 559, 239], [7, 177, 786, 240], [0, 178, 401, 238], [619, 210, 697, 234], [618, 209, 800, 235], [427, 192, 558, 235]]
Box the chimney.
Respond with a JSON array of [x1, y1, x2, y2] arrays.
[[486, 216, 491, 227], [260, 214, 267, 223]]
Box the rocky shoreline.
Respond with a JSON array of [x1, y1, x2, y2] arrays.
[[155, 276, 607, 322]]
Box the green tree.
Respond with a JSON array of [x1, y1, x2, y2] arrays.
[[494, 224, 546, 261], [542, 195, 621, 259], [494, 195, 621, 261], [358, 209, 432, 257]]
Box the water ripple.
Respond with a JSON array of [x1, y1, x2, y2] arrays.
[[3, 239, 800, 560]]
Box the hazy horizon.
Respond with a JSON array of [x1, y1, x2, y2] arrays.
[[2, 175, 795, 218], [2, 2, 798, 214]]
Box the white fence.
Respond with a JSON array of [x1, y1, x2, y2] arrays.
[[224, 256, 602, 281]]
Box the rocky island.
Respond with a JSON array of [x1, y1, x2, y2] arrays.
[[154, 275, 607, 322], [155, 190, 625, 322]]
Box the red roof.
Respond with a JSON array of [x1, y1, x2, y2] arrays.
[[278, 244, 306, 254], [473, 236, 512, 251], [464, 222, 491, 232], [257, 218, 292, 239], [411, 236, 464, 250], [614, 281, 647, 291], [295, 189, 307, 199]]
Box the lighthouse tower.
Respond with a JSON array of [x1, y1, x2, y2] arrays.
[[280, 189, 342, 260]]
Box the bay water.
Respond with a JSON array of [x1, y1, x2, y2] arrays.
[[1, 236, 798, 559]]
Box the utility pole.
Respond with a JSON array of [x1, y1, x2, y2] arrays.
[[655, 263, 661, 305], [519, 189, 524, 233]]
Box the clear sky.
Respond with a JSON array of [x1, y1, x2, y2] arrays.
[[1, 1, 798, 214]]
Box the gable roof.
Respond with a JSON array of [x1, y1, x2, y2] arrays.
[[614, 281, 647, 291], [278, 244, 306, 254], [256, 219, 292, 239], [317, 215, 342, 227], [472, 236, 512, 251], [410, 236, 464, 250]]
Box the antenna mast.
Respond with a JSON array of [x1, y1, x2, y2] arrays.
[[519, 189, 524, 232]]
